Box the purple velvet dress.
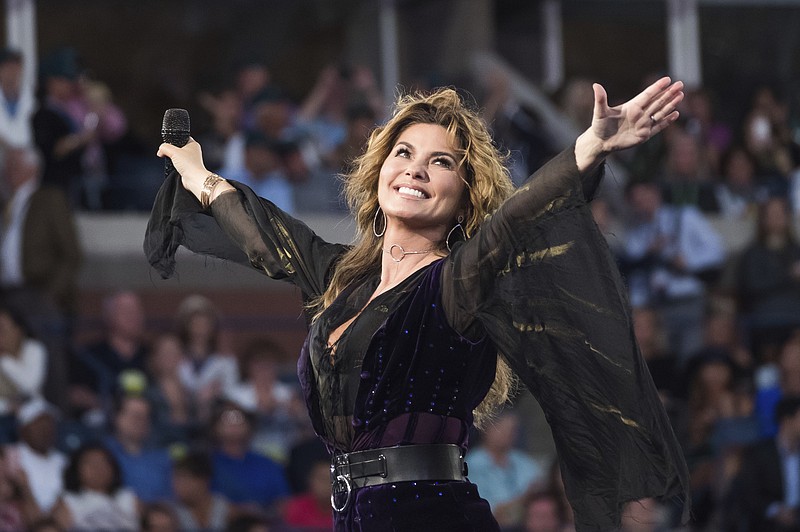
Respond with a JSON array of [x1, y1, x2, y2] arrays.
[[144, 146, 690, 531]]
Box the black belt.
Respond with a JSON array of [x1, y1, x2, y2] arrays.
[[330, 444, 467, 512]]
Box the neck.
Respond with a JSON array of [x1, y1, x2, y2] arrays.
[[108, 335, 138, 359], [118, 435, 143, 455], [188, 491, 212, 512], [487, 447, 510, 466], [220, 441, 247, 459], [374, 226, 446, 295]]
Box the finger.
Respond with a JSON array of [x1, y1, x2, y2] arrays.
[[156, 143, 171, 158], [648, 88, 685, 123], [630, 76, 673, 108], [650, 110, 681, 135], [592, 83, 609, 117]]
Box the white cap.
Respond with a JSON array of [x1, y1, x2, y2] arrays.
[[17, 397, 59, 427]]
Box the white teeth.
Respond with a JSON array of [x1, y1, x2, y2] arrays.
[[398, 186, 426, 199]]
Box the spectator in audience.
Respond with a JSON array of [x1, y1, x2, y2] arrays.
[[0, 306, 47, 442], [0, 47, 34, 150], [481, 68, 555, 186], [281, 457, 332, 529], [0, 456, 25, 532], [683, 351, 755, 526], [632, 306, 680, 407], [331, 103, 378, 174], [225, 336, 307, 463], [620, 179, 725, 362], [32, 48, 93, 201], [659, 128, 719, 213], [146, 333, 192, 445], [715, 145, 763, 220], [284, 435, 329, 495], [541, 460, 574, 528], [295, 64, 382, 167], [0, 146, 80, 409], [467, 410, 544, 528], [725, 395, 800, 530], [3, 398, 66, 517], [209, 401, 289, 512], [736, 195, 800, 363], [696, 299, 754, 378], [251, 87, 295, 142], [171, 451, 231, 531], [518, 490, 567, 532], [103, 394, 173, 502], [681, 87, 733, 176], [754, 334, 800, 438], [196, 86, 245, 172], [140, 502, 179, 532], [742, 85, 797, 184], [52, 442, 139, 531], [175, 295, 238, 424], [69, 290, 150, 424], [71, 78, 128, 210], [234, 60, 272, 134], [217, 132, 295, 215]]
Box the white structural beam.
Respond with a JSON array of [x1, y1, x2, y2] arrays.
[[541, 0, 564, 92], [379, 0, 400, 107], [5, 0, 37, 91], [666, 0, 702, 88]]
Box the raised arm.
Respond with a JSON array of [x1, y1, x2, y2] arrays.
[[147, 139, 345, 298], [444, 78, 690, 529]]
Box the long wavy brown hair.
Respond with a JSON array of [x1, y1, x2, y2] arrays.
[[313, 87, 517, 427]]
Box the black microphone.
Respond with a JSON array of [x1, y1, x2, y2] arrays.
[[161, 108, 190, 176]]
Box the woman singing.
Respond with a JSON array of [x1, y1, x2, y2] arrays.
[[146, 77, 689, 531]]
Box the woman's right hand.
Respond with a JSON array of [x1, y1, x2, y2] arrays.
[[157, 138, 209, 195], [157, 138, 234, 206]]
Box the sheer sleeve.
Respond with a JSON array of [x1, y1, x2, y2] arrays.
[[143, 169, 346, 300], [442, 146, 690, 530]]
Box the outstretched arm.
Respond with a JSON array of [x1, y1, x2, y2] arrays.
[[575, 76, 684, 173]]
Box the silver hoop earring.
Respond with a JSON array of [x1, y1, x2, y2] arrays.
[[446, 215, 466, 252], [373, 207, 386, 237]]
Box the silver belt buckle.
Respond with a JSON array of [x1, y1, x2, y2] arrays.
[[331, 454, 352, 512]]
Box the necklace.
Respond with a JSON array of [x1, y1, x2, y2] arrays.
[[383, 243, 437, 263]]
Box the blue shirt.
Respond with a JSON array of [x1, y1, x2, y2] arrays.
[[103, 437, 173, 502], [466, 448, 543, 509], [210, 450, 289, 507], [220, 166, 295, 215]]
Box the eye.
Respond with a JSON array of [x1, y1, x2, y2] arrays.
[[432, 157, 454, 170], [394, 146, 411, 158]]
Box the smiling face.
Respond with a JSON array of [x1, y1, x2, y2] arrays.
[[377, 123, 466, 238]]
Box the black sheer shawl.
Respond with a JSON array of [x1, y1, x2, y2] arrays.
[[443, 147, 690, 529], [144, 147, 689, 530]]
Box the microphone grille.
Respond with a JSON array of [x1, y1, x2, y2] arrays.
[[162, 108, 190, 147]]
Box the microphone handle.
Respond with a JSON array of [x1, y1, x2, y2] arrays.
[[162, 130, 190, 178]]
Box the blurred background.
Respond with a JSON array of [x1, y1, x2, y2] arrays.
[[1, 0, 800, 530]]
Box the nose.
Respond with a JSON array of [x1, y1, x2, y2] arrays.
[[405, 162, 428, 181]]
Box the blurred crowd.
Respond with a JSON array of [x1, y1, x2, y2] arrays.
[[2, 43, 800, 531]]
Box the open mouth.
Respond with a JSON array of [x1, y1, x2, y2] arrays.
[[396, 186, 429, 199]]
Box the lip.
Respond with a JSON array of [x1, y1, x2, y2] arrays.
[[394, 184, 429, 199]]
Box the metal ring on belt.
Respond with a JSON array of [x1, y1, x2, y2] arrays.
[[329, 443, 468, 512]]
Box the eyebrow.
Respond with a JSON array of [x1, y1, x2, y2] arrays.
[[396, 141, 457, 160]]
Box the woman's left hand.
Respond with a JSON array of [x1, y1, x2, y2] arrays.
[[575, 76, 684, 172]]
